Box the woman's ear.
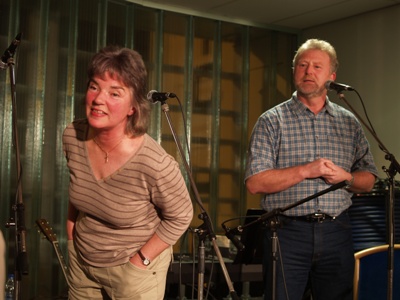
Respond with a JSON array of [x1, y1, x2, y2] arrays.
[[128, 106, 135, 117]]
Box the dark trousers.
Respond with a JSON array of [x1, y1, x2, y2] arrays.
[[263, 212, 354, 300]]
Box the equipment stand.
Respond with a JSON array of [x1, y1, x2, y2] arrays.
[[3, 56, 29, 300], [159, 101, 239, 300], [232, 180, 348, 300], [337, 92, 399, 300]]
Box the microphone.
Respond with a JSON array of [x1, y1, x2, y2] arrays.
[[146, 90, 176, 103], [325, 80, 354, 92], [0, 33, 22, 70], [222, 224, 245, 252]]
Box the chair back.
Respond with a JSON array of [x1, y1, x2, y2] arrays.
[[354, 244, 400, 300]]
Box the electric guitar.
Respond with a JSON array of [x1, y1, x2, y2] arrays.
[[36, 218, 70, 288]]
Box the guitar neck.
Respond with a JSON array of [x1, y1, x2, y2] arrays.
[[51, 240, 70, 287], [36, 219, 70, 289]]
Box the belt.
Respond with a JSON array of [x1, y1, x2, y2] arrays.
[[282, 213, 335, 223]]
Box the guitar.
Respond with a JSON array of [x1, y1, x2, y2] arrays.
[[36, 218, 70, 288]]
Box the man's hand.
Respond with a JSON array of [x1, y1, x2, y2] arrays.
[[321, 160, 351, 185]]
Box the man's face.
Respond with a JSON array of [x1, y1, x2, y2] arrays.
[[293, 49, 336, 99]]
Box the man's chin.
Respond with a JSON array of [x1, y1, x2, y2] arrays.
[[297, 88, 325, 99]]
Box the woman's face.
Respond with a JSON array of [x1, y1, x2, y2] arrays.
[[85, 71, 135, 133]]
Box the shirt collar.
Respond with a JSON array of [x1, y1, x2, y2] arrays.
[[291, 91, 336, 117]]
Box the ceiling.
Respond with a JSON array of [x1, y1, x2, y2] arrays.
[[130, 0, 400, 30]]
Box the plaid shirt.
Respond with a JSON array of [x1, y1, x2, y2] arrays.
[[245, 92, 378, 216]]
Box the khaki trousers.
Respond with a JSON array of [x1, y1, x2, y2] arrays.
[[68, 240, 172, 300]]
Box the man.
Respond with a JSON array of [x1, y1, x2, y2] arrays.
[[245, 39, 378, 300]]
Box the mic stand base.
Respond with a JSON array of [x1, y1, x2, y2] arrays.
[[268, 217, 279, 300], [196, 212, 239, 300]]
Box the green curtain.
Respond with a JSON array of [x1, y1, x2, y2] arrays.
[[0, 0, 296, 298]]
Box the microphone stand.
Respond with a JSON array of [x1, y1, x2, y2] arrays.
[[3, 56, 29, 300], [158, 101, 239, 300], [337, 91, 399, 300], [228, 180, 348, 300]]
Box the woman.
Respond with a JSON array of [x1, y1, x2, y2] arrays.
[[63, 45, 193, 299]]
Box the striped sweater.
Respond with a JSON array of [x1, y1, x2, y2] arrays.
[[63, 119, 193, 267]]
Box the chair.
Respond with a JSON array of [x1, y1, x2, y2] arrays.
[[353, 244, 400, 300]]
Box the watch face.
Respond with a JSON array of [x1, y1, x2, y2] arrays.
[[138, 250, 150, 266]]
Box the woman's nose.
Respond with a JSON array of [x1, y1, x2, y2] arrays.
[[92, 90, 107, 104]]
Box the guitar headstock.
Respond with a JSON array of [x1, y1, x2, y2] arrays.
[[36, 218, 58, 242]]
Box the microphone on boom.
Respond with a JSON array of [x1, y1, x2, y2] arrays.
[[0, 33, 22, 70], [325, 80, 355, 92], [222, 224, 245, 252], [146, 90, 176, 103]]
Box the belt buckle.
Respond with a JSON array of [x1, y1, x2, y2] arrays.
[[312, 213, 326, 223]]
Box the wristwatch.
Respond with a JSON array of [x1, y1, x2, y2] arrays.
[[137, 250, 151, 266], [346, 174, 355, 189]]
